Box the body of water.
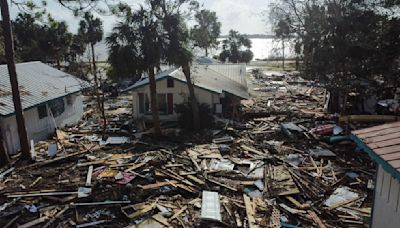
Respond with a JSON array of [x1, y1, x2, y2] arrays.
[[91, 38, 295, 62]]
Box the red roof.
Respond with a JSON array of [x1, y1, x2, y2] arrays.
[[352, 121, 400, 172]]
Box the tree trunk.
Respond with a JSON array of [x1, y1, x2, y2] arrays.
[[182, 63, 200, 131], [0, 0, 31, 160], [91, 43, 106, 135], [205, 48, 208, 57], [148, 67, 161, 136], [282, 38, 285, 71]]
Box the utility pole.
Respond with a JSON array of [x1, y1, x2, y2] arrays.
[[0, 0, 31, 160]]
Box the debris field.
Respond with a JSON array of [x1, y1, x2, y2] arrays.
[[0, 74, 377, 227]]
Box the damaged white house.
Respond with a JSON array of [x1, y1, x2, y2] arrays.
[[125, 63, 249, 121], [0, 62, 88, 155]]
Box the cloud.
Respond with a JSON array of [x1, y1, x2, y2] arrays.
[[9, 0, 273, 35], [200, 0, 272, 34]]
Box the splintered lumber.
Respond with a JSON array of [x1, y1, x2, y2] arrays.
[[43, 206, 69, 228], [241, 145, 265, 155], [125, 162, 147, 172], [0, 167, 15, 180], [18, 216, 49, 228], [189, 155, 201, 171], [29, 177, 42, 187], [152, 213, 170, 226], [71, 201, 131, 206], [234, 211, 243, 227], [141, 181, 179, 190], [25, 149, 89, 168], [186, 175, 205, 185], [206, 178, 237, 191], [169, 206, 188, 221], [243, 194, 256, 228], [85, 165, 93, 187], [308, 210, 327, 228], [285, 196, 310, 209], [122, 201, 157, 219], [4, 215, 19, 228]]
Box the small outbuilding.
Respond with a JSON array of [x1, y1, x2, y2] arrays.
[[0, 61, 88, 155], [351, 121, 400, 228], [124, 64, 249, 121]]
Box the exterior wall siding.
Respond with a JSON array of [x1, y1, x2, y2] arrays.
[[0, 93, 84, 155], [131, 78, 221, 120], [372, 165, 400, 228]]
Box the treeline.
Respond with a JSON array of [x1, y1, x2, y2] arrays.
[[270, 0, 400, 113], [0, 12, 103, 80]]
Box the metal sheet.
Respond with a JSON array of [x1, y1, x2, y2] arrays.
[[0, 62, 89, 116]]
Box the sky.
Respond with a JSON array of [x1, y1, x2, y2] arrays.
[[9, 0, 274, 36]]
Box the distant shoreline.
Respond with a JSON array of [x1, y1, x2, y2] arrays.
[[219, 34, 276, 39], [219, 34, 296, 39]]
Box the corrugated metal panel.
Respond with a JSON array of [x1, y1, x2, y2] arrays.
[[124, 65, 249, 99], [0, 61, 89, 116], [352, 121, 400, 173]]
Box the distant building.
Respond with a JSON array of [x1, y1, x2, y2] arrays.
[[124, 63, 249, 121], [352, 122, 400, 228], [0, 62, 88, 155]]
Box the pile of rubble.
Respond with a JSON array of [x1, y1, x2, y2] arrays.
[[0, 75, 376, 227]]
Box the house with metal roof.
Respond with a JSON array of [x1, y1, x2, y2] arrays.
[[0, 61, 88, 155], [124, 64, 249, 121], [351, 122, 400, 228]]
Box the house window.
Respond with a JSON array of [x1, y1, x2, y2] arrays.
[[49, 98, 65, 117], [158, 94, 167, 114], [139, 93, 173, 115], [37, 105, 48, 119], [167, 78, 174, 88], [138, 93, 149, 114]]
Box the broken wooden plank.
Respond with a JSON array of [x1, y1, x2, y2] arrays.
[[29, 177, 42, 188], [206, 178, 237, 191], [169, 206, 188, 221], [141, 181, 179, 190], [85, 165, 93, 187], [43, 206, 69, 228], [243, 194, 256, 228], [241, 145, 265, 155], [308, 210, 327, 228], [18, 216, 49, 228], [125, 162, 147, 172], [25, 149, 90, 168], [152, 213, 170, 226], [286, 196, 310, 209]]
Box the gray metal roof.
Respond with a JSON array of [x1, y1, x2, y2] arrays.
[[0, 61, 89, 116], [124, 65, 249, 99]]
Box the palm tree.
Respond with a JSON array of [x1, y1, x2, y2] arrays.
[[162, 10, 200, 131], [107, 6, 164, 136], [42, 17, 72, 69], [78, 12, 105, 133]]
